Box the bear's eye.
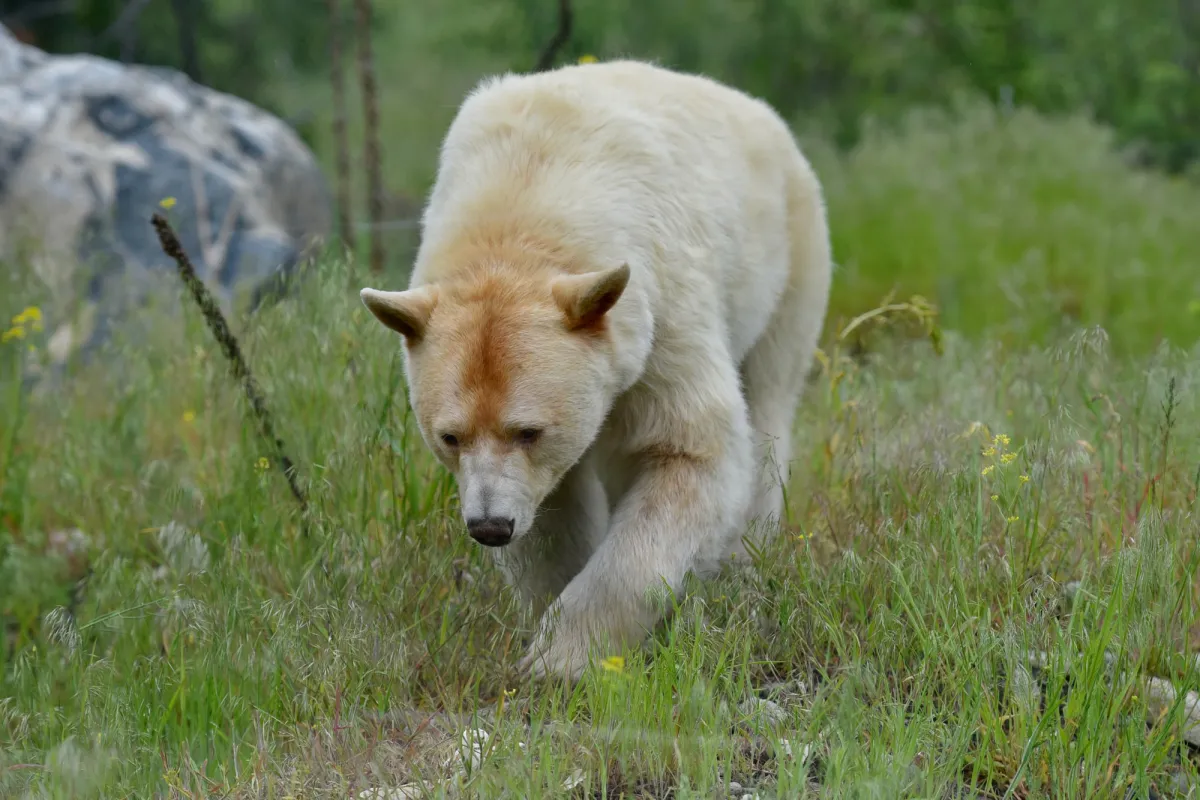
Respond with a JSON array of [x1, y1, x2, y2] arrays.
[[515, 428, 542, 445], [440, 433, 460, 448]]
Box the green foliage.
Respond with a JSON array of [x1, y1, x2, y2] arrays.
[[814, 100, 1200, 353], [12, 0, 1199, 176], [374, 0, 1200, 174], [1, 107, 1199, 796]]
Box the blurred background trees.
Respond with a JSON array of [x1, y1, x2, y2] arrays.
[[2, 0, 1197, 182], [1, 0, 1197, 347], [0, 0, 335, 130]]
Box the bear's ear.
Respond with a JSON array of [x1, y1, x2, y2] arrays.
[[551, 263, 630, 331], [360, 286, 438, 342]]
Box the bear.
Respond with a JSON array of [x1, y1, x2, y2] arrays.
[[360, 59, 832, 681]]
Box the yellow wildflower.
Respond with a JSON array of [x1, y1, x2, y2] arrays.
[[4, 306, 45, 342], [1007, 515, 1019, 523], [1019, 474, 1030, 484], [993, 433, 1011, 447], [578, 54, 598, 64], [255, 457, 270, 471], [1000, 452, 1017, 464], [182, 410, 196, 424], [982, 447, 996, 457], [160, 197, 177, 209], [600, 655, 624, 673], [13, 306, 42, 331], [991, 494, 999, 502], [982, 465, 994, 476]]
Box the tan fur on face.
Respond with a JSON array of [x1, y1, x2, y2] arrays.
[[405, 223, 626, 446], [453, 274, 519, 437], [394, 250, 621, 542]]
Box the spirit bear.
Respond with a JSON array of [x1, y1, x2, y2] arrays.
[[361, 60, 832, 680]]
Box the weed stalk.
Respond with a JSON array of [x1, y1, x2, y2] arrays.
[[150, 213, 309, 517]]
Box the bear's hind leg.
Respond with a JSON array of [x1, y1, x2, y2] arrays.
[[734, 171, 832, 557]]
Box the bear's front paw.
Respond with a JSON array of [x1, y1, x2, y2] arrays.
[[518, 574, 645, 683], [518, 621, 593, 683]]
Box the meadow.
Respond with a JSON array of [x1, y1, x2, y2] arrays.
[[2, 96, 1200, 797]]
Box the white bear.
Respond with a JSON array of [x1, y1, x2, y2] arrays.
[[360, 59, 832, 680]]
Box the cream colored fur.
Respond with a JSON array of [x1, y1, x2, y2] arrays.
[[360, 60, 832, 681]]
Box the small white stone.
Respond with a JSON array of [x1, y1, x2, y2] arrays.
[[357, 784, 430, 800], [738, 697, 787, 726], [446, 728, 489, 773], [776, 738, 815, 765], [562, 768, 586, 790]]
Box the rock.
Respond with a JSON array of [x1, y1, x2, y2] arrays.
[[1062, 580, 1083, 606], [358, 785, 432, 800], [738, 697, 788, 727], [0, 23, 330, 372], [1144, 677, 1200, 748], [561, 768, 586, 791], [446, 728, 489, 774], [1162, 768, 1197, 798]]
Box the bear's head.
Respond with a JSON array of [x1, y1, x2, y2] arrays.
[[360, 261, 629, 547]]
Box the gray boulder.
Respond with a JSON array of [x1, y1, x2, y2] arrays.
[[0, 23, 331, 369]]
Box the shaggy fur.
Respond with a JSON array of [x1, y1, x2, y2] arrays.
[[360, 59, 832, 680]]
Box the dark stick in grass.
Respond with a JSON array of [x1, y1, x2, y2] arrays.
[[533, 0, 573, 72], [151, 212, 309, 516], [326, 0, 354, 251]]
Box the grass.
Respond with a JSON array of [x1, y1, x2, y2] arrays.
[[2, 104, 1200, 798], [813, 101, 1200, 354]]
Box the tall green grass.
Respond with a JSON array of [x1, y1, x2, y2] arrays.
[[814, 101, 1200, 352], [1, 107, 1199, 797]]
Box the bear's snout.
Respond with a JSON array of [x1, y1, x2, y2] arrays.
[[467, 516, 514, 547]]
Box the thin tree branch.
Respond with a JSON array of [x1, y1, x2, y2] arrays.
[[98, 0, 152, 46], [326, 0, 354, 251], [351, 0, 384, 274], [534, 0, 573, 72], [168, 0, 204, 83]]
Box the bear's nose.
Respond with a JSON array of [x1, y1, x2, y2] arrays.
[[466, 516, 514, 547]]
